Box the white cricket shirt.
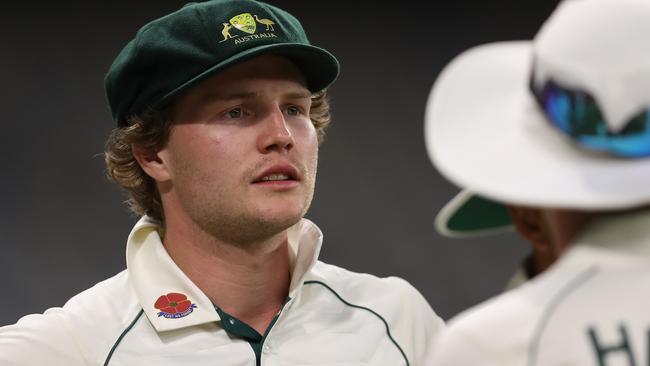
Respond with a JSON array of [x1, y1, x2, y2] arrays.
[[428, 209, 650, 366], [1, 217, 444, 365]]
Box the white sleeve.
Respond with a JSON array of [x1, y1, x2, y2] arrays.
[[0, 309, 87, 365], [384, 277, 447, 366]]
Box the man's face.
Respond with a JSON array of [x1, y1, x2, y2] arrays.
[[157, 54, 319, 245]]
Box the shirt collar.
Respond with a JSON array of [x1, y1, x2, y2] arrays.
[[286, 217, 323, 297], [126, 216, 323, 332], [562, 208, 650, 267]]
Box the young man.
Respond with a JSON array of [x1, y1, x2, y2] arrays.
[[424, 0, 650, 364], [0, 1, 443, 365]]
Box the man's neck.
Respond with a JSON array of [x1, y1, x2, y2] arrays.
[[162, 218, 291, 335]]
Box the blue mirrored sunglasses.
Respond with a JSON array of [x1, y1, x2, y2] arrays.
[[529, 74, 650, 158]]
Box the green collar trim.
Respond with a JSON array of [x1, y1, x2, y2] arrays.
[[213, 298, 290, 366], [214, 305, 262, 341]]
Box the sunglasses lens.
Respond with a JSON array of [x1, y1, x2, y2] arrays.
[[536, 82, 650, 158], [606, 112, 650, 157], [542, 85, 573, 134]]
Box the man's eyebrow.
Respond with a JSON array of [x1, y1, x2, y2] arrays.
[[285, 91, 312, 99], [202, 91, 257, 102], [202, 90, 312, 103]]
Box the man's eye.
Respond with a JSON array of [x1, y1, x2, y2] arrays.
[[227, 108, 243, 118], [286, 106, 301, 116]]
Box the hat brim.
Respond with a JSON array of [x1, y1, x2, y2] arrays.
[[155, 43, 339, 110], [425, 41, 650, 211], [435, 189, 513, 238]]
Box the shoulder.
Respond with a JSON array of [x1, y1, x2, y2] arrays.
[[306, 261, 435, 311], [429, 262, 590, 365], [428, 286, 538, 365], [0, 270, 141, 365], [305, 261, 446, 364], [62, 270, 139, 322], [306, 261, 423, 295]]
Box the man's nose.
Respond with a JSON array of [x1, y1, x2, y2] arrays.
[[257, 107, 294, 153]]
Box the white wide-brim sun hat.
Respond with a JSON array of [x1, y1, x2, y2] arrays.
[[426, 0, 650, 237]]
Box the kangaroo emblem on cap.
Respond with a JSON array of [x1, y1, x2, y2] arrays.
[[219, 22, 238, 42]]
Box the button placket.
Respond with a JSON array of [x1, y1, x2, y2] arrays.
[[260, 296, 292, 358]]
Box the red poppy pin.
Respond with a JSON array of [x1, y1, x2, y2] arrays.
[[154, 292, 197, 319]]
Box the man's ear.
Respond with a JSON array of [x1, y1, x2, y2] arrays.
[[506, 206, 548, 242], [132, 144, 171, 182]]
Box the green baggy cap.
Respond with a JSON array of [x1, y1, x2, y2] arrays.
[[105, 0, 340, 126]]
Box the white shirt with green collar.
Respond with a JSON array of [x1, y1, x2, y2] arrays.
[[428, 209, 650, 366], [0, 217, 444, 366]]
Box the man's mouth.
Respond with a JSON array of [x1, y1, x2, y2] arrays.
[[252, 165, 300, 184], [258, 173, 292, 182]]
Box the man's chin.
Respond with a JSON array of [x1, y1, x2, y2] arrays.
[[247, 203, 310, 236], [257, 211, 304, 231], [256, 198, 311, 223], [204, 209, 305, 247]]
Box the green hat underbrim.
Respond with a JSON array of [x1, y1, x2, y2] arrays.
[[153, 43, 339, 115], [435, 190, 513, 238]]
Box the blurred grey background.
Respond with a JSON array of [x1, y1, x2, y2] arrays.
[[0, 0, 560, 324]]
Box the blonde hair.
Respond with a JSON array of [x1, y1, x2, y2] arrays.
[[105, 90, 331, 222]]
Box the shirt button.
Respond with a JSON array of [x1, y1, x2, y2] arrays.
[[228, 318, 235, 325], [263, 344, 271, 353]]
